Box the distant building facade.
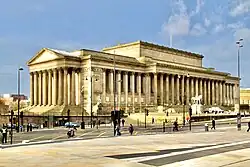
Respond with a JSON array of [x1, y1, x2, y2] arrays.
[[26, 41, 239, 116]]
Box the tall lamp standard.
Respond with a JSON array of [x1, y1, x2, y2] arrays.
[[17, 67, 23, 133], [236, 38, 243, 130]]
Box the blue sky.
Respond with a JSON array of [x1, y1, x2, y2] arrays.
[[0, 0, 250, 96]]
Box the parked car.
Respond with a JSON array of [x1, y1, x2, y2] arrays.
[[31, 123, 39, 129], [64, 122, 80, 128], [7, 123, 16, 129]]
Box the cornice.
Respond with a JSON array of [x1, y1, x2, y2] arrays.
[[157, 63, 236, 78], [102, 40, 203, 59]]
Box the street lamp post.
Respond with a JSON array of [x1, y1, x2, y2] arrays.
[[17, 67, 23, 133], [236, 38, 243, 130]]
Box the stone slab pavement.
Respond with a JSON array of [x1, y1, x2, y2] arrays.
[[1, 126, 250, 167]]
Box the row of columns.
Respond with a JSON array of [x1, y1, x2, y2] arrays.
[[102, 70, 236, 109], [30, 68, 81, 106]]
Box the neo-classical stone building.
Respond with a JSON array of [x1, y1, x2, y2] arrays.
[[27, 41, 239, 116]]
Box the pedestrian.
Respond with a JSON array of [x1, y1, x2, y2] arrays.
[[29, 123, 32, 132], [122, 119, 125, 127], [152, 117, 155, 124], [247, 121, 250, 132], [173, 121, 178, 131], [1, 125, 8, 144], [27, 123, 30, 132], [211, 118, 216, 130], [128, 124, 134, 135], [116, 125, 121, 136]]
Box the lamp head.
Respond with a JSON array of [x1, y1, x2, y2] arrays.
[[19, 67, 23, 71]]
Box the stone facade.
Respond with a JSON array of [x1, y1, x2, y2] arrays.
[[27, 41, 240, 116]]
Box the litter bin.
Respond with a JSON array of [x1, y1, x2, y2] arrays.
[[81, 122, 85, 129], [205, 123, 209, 131]]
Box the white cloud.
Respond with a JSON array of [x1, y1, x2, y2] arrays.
[[212, 24, 225, 33], [227, 22, 245, 30], [204, 18, 211, 27], [162, 14, 190, 36], [195, 0, 205, 14], [234, 28, 250, 42], [161, 0, 205, 37], [230, 0, 250, 16], [190, 23, 207, 36]]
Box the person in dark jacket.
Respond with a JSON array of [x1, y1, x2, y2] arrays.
[[128, 124, 134, 135], [247, 121, 250, 132], [211, 118, 216, 130]]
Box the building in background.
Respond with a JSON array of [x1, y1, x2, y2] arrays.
[[26, 41, 239, 117]]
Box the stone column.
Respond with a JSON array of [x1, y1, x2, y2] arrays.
[[176, 75, 180, 104], [181, 75, 184, 105], [195, 78, 198, 96], [63, 68, 68, 105], [199, 78, 203, 97], [148, 74, 151, 104], [58, 68, 63, 105], [212, 80, 215, 105], [117, 71, 121, 110], [30, 72, 34, 106], [38, 71, 42, 106], [109, 70, 113, 94], [204, 80, 207, 105], [71, 69, 76, 105], [223, 82, 226, 105], [207, 80, 211, 105], [216, 81, 219, 104], [131, 72, 135, 112], [232, 84, 235, 105], [124, 72, 128, 112], [78, 69, 82, 105], [171, 75, 175, 105], [145, 73, 150, 104], [33, 72, 38, 106], [137, 73, 142, 112], [102, 69, 106, 104], [53, 69, 58, 105], [191, 77, 194, 98], [48, 70, 52, 106], [165, 74, 169, 105], [229, 84, 233, 105], [153, 73, 158, 105], [220, 81, 223, 105], [160, 74, 164, 105], [42, 71, 48, 105], [186, 76, 190, 105]]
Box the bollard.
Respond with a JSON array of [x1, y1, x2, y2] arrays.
[[163, 122, 165, 132]]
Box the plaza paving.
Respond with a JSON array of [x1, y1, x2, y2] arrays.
[[1, 125, 250, 167]]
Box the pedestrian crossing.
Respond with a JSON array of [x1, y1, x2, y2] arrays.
[[107, 140, 250, 167]]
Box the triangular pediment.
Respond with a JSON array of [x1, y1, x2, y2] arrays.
[[27, 48, 64, 65]]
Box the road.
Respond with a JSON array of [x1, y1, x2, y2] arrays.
[[2, 121, 247, 145]]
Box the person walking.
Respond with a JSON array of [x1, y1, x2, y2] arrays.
[[122, 119, 125, 127], [128, 124, 134, 135], [1, 125, 8, 144], [247, 121, 250, 132], [211, 118, 216, 130], [116, 125, 121, 136]]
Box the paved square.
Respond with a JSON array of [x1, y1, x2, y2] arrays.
[[1, 126, 250, 167]]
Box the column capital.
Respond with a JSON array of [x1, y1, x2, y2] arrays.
[[123, 71, 128, 75], [145, 73, 150, 77], [130, 71, 135, 75], [116, 70, 121, 74], [102, 68, 106, 72], [137, 72, 141, 76]]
